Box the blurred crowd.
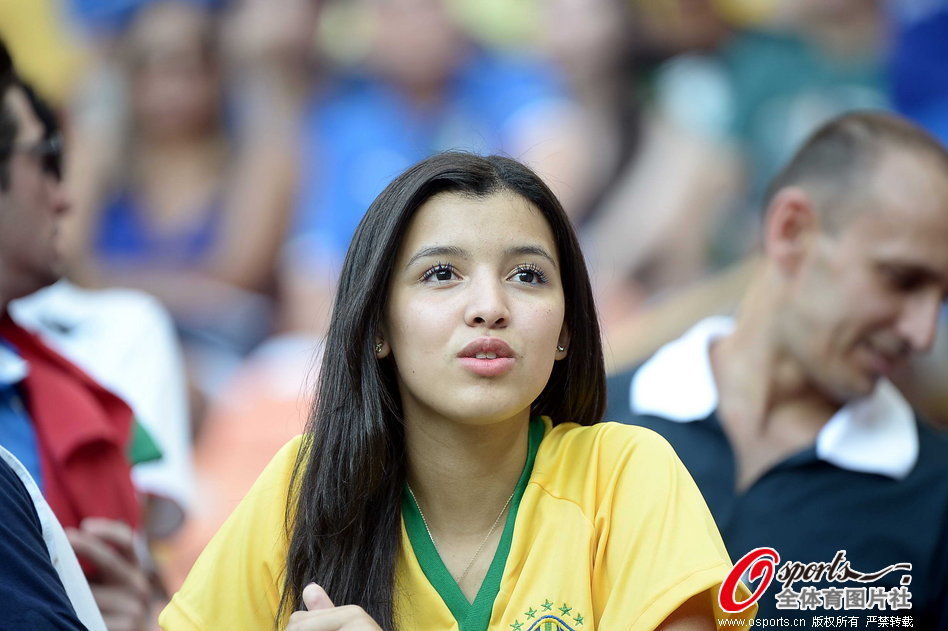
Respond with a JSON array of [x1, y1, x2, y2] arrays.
[[2, 0, 946, 625]]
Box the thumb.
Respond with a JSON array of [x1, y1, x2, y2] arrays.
[[302, 583, 334, 611]]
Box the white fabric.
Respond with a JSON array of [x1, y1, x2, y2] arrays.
[[0, 445, 107, 631], [0, 341, 28, 385], [630, 316, 919, 480], [11, 280, 194, 535]]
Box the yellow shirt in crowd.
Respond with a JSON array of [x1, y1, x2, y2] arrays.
[[160, 417, 754, 630]]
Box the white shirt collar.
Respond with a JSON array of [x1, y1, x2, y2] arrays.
[[0, 341, 28, 386], [630, 316, 919, 480]]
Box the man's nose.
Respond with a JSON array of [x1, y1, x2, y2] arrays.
[[48, 177, 71, 217], [464, 278, 510, 328], [897, 291, 943, 354]]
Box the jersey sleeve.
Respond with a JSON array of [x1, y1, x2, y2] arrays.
[[159, 435, 304, 631], [592, 424, 754, 630]]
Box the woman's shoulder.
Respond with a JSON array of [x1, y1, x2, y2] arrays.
[[220, 434, 307, 518], [274, 434, 306, 461], [540, 418, 678, 467], [159, 435, 307, 630], [533, 419, 684, 504], [255, 434, 307, 491]]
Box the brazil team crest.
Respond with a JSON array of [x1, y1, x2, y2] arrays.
[[508, 599, 585, 631]]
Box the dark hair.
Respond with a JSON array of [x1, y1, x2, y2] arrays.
[[1, 39, 18, 189], [764, 111, 948, 231], [278, 152, 606, 628], [0, 38, 61, 190]]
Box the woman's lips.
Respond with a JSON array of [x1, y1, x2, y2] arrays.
[[457, 337, 516, 377], [458, 356, 516, 377]]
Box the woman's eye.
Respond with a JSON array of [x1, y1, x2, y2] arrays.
[[510, 264, 548, 285], [421, 263, 457, 283]]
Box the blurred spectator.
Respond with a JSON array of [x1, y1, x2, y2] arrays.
[[1, 37, 152, 631], [11, 280, 194, 540], [601, 0, 948, 420], [611, 0, 886, 273], [61, 0, 308, 410], [539, 0, 741, 328], [282, 0, 584, 334], [0, 0, 89, 105], [887, 0, 948, 144], [723, 0, 888, 200], [539, 0, 650, 227], [606, 112, 948, 626]]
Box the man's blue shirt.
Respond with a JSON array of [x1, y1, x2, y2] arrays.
[[0, 338, 43, 489]]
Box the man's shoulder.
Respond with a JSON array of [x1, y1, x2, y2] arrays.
[[604, 365, 640, 423], [0, 455, 36, 525], [913, 418, 948, 477], [0, 454, 92, 630], [605, 363, 713, 430], [605, 317, 730, 424]]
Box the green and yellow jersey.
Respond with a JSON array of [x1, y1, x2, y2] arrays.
[[160, 418, 754, 630]]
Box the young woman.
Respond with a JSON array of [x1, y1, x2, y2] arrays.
[[160, 153, 752, 630]]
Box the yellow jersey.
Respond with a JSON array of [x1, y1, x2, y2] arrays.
[[160, 418, 753, 630]]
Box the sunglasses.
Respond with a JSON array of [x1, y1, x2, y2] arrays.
[[3, 134, 63, 181]]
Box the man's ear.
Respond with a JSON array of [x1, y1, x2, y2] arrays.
[[555, 326, 570, 360], [763, 186, 821, 275]]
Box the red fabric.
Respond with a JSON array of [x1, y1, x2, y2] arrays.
[[0, 313, 139, 531]]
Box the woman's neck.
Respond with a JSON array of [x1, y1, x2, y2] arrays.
[[136, 135, 224, 173], [404, 410, 531, 538]]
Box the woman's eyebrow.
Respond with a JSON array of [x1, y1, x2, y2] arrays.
[[405, 245, 468, 269], [506, 245, 558, 269], [404, 245, 558, 269]]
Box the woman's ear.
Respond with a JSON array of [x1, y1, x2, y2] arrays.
[[374, 337, 390, 359], [555, 326, 570, 360]]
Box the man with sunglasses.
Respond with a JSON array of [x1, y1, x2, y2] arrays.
[[0, 88, 66, 297], [1, 40, 151, 630]]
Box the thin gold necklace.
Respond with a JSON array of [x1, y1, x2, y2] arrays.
[[406, 483, 516, 588]]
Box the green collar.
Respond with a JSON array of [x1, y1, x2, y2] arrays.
[[402, 416, 546, 631]]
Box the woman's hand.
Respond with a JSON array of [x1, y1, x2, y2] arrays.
[[285, 583, 383, 631]]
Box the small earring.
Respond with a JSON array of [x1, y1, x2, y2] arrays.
[[557, 345, 566, 352], [375, 342, 383, 354]]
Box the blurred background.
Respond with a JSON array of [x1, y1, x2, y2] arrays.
[[2, 0, 946, 618]]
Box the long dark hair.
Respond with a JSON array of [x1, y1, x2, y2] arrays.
[[278, 152, 606, 628]]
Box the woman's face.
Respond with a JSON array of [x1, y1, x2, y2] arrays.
[[127, 2, 220, 140], [541, 0, 628, 78], [384, 190, 568, 428], [366, 0, 464, 92]]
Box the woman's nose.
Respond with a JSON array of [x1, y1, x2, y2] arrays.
[[463, 278, 510, 328]]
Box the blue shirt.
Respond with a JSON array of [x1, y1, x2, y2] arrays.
[[290, 50, 567, 271], [887, 0, 948, 143], [0, 338, 43, 489]]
